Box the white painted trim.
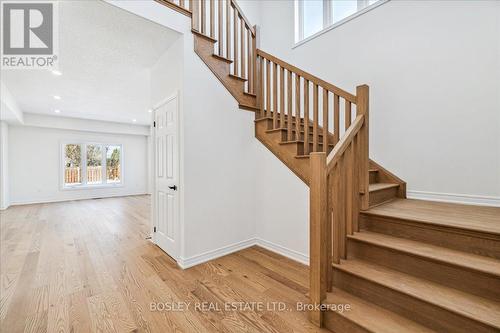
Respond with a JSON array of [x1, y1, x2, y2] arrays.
[[0, 204, 10, 211], [177, 238, 256, 269], [8, 193, 149, 207], [293, 0, 390, 49], [177, 237, 311, 269], [407, 190, 500, 207], [256, 238, 309, 266]]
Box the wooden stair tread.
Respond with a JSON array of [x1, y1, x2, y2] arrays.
[[369, 183, 399, 192], [348, 231, 500, 277], [229, 73, 247, 82], [363, 199, 500, 236], [280, 140, 334, 147], [191, 29, 217, 43], [212, 53, 232, 63], [239, 103, 258, 112], [326, 288, 437, 333], [333, 259, 500, 328]]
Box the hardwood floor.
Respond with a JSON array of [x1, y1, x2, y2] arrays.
[[0, 196, 327, 333]]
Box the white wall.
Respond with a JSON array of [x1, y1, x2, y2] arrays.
[[252, 0, 500, 260], [0, 81, 24, 124], [258, 0, 500, 200], [181, 39, 257, 263], [8, 125, 148, 205], [0, 122, 9, 209]]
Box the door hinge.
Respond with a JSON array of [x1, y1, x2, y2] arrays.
[[153, 121, 156, 128], [153, 226, 157, 233]]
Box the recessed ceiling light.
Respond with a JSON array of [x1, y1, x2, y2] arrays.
[[148, 109, 152, 113], [53, 95, 61, 100], [54, 109, 61, 113], [132, 119, 137, 122], [51, 70, 62, 76]]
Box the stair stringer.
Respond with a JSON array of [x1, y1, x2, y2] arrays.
[[255, 117, 311, 185]]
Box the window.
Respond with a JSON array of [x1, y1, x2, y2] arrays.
[[295, 0, 385, 43], [62, 143, 122, 188], [106, 145, 121, 184]]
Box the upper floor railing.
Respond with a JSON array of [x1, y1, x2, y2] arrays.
[[256, 50, 357, 155], [191, 0, 257, 95]]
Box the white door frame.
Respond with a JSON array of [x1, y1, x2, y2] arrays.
[[152, 91, 181, 261]]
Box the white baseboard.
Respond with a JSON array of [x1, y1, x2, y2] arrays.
[[407, 190, 500, 207], [177, 237, 310, 269], [8, 192, 149, 207], [177, 238, 257, 269], [255, 238, 309, 266]]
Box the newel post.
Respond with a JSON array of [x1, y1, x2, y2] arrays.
[[356, 85, 369, 210], [309, 152, 328, 327]]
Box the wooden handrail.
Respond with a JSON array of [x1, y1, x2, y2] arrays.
[[327, 114, 364, 172], [256, 49, 357, 103], [230, 0, 256, 36], [155, 0, 192, 17], [154, 1, 371, 328]]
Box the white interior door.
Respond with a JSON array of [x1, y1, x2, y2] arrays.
[[153, 95, 179, 260]]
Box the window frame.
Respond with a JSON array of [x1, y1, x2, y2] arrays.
[[294, 0, 389, 47], [60, 141, 124, 190]]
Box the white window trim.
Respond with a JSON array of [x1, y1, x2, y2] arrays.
[[60, 141, 124, 190], [294, 0, 390, 49]]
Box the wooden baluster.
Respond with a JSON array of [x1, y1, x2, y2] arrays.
[[332, 163, 340, 265], [218, 0, 223, 55], [252, 27, 257, 94], [209, 0, 214, 37], [287, 70, 292, 141], [226, 0, 231, 59], [309, 152, 327, 327], [189, 0, 192, 11], [266, 59, 271, 118], [357, 85, 370, 210], [240, 20, 245, 78], [313, 84, 319, 152], [334, 94, 340, 145], [295, 74, 301, 141], [339, 156, 346, 259], [192, 0, 200, 31], [322, 89, 328, 153], [259, 57, 264, 117], [279, 66, 285, 128], [247, 30, 252, 92], [273, 63, 278, 128], [345, 143, 354, 236], [201, 0, 206, 34], [180, 0, 185, 8], [303, 79, 310, 155], [352, 134, 360, 232], [233, 9, 238, 76], [345, 100, 351, 131]]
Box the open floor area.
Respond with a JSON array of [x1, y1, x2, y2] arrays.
[[0, 196, 328, 333]]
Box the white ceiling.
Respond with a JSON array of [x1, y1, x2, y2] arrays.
[[1, 0, 180, 125]]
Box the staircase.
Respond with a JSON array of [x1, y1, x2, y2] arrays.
[[157, 1, 500, 332]]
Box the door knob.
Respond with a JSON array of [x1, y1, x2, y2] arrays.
[[168, 185, 177, 191]]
